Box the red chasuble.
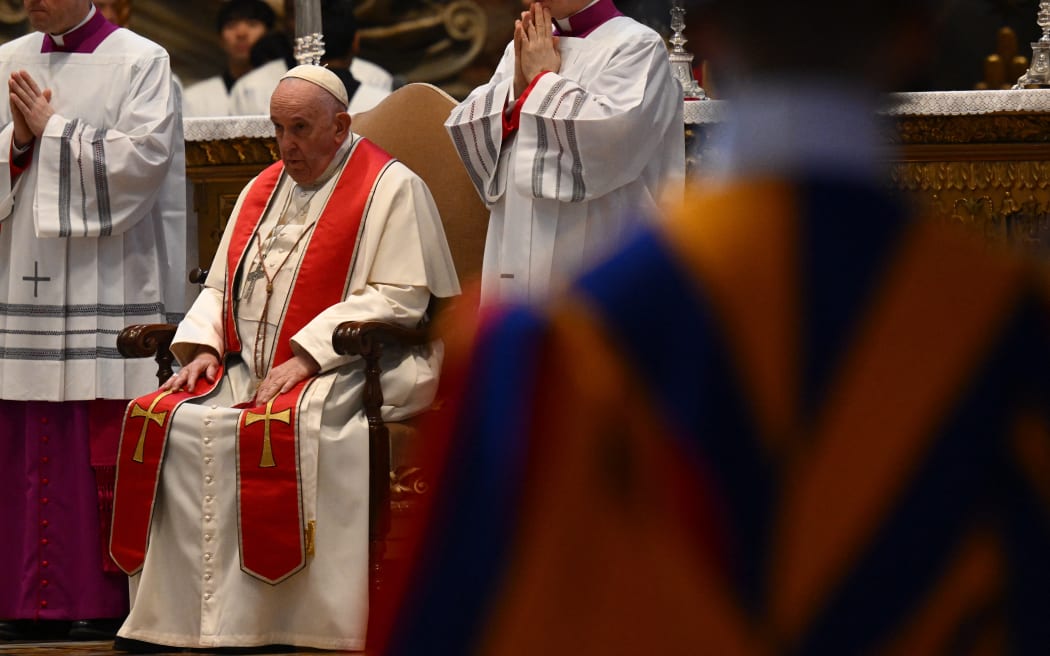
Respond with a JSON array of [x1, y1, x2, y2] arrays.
[[226, 138, 392, 582]]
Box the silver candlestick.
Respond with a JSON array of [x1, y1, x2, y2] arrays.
[[1016, 0, 1050, 88], [294, 0, 325, 66], [669, 0, 706, 100]]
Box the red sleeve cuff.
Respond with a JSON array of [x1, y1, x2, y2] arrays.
[[502, 71, 551, 142], [10, 140, 34, 179]]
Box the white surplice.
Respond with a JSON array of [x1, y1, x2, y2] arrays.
[[118, 134, 459, 651], [445, 16, 684, 305], [182, 75, 230, 117], [0, 28, 189, 401]]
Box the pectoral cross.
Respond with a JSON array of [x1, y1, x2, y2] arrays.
[[244, 398, 292, 468], [243, 263, 268, 299], [129, 391, 174, 463]]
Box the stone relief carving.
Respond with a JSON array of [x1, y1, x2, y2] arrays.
[[356, 0, 487, 89], [892, 114, 1050, 144], [892, 160, 1050, 251]]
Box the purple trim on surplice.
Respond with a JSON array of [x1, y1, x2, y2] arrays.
[[40, 10, 118, 54], [552, 0, 623, 38]]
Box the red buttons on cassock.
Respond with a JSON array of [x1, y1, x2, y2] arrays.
[[41, 560, 49, 568], [41, 579, 48, 587], [39, 600, 47, 608], [41, 478, 49, 486], [40, 538, 48, 546], [40, 498, 48, 505], [40, 456, 49, 464], [40, 417, 48, 424], [41, 436, 49, 443], [40, 520, 48, 528]]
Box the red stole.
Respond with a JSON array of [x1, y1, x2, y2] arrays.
[[236, 380, 311, 583], [109, 374, 223, 575], [236, 138, 395, 582], [222, 137, 392, 367]]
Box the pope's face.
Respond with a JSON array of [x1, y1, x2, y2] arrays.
[[270, 79, 349, 186]]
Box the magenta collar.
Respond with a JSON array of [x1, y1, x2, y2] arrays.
[[40, 10, 118, 54], [552, 0, 623, 38]]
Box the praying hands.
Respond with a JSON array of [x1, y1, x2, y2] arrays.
[[514, 2, 561, 98], [8, 70, 54, 149]]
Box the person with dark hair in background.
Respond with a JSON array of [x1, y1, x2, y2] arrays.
[[183, 0, 275, 117], [0, 0, 187, 643], [376, 1, 1050, 654], [230, 0, 390, 115]]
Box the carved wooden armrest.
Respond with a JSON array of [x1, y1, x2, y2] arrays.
[[333, 319, 431, 595], [117, 323, 178, 386], [331, 320, 429, 357]]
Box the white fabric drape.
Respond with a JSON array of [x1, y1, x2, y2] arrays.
[[0, 29, 188, 401]]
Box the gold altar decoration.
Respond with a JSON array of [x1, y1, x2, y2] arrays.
[[186, 137, 279, 268], [890, 112, 1050, 252]]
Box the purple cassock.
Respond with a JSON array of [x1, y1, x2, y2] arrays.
[[0, 8, 128, 624]]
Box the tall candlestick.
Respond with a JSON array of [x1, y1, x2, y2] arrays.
[[669, 0, 706, 100], [1015, 0, 1050, 88], [294, 0, 325, 66]]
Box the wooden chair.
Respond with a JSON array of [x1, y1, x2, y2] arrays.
[[330, 83, 487, 597], [118, 82, 488, 608]]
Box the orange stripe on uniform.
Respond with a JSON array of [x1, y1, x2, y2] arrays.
[[770, 219, 1026, 644], [479, 302, 765, 656], [1011, 410, 1050, 518], [661, 180, 801, 459], [878, 529, 1005, 655]]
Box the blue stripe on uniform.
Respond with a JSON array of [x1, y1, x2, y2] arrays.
[[576, 225, 775, 613]]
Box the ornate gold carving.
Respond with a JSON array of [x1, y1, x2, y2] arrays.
[[891, 160, 1050, 192], [185, 138, 279, 169], [891, 160, 1050, 250], [891, 113, 1050, 145], [390, 466, 428, 504]]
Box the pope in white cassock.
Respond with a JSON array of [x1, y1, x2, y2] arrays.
[[446, 0, 684, 305], [0, 0, 186, 636], [109, 65, 459, 652]]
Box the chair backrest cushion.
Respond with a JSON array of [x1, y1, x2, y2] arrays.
[[351, 83, 488, 288]]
